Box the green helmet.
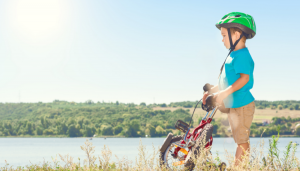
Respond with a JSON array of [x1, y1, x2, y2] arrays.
[[216, 12, 256, 39]]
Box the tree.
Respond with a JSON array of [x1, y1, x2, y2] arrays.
[[124, 121, 140, 137], [183, 104, 193, 108], [295, 126, 300, 136], [295, 104, 300, 110], [160, 103, 167, 107], [26, 122, 34, 135], [43, 129, 54, 135], [84, 126, 96, 137], [62, 123, 68, 134], [145, 124, 155, 137], [102, 126, 113, 135], [36, 127, 43, 135], [116, 101, 119, 105], [78, 118, 84, 128], [114, 126, 123, 135], [289, 105, 294, 110], [130, 120, 140, 131], [140, 102, 146, 106], [155, 126, 165, 137], [68, 124, 78, 137], [85, 100, 94, 104], [278, 105, 283, 110], [257, 106, 265, 109]]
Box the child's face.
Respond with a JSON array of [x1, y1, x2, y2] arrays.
[[221, 27, 240, 49], [221, 27, 231, 49]]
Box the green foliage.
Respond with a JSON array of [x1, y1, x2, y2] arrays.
[[0, 100, 300, 138], [36, 127, 43, 135], [113, 125, 123, 135], [43, 129, 54, 135], [159, 103, 167, 107], [68, 125, 78, 137], [296, 126, 300, 136], [169, 101, 201, 108], [0, 101, 191, 137], [295, 104, 300, 110], [139, 102, 146, 106], [249, 116, 300, 137], [262, 128, 299, 170], [155, 125, 165, 137], [257, 106, 265, 109], [254, 100, 300, 109], [102, 125, 113, 136]]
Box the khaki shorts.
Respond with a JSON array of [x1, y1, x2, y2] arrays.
[[228, 101, 255, 144]]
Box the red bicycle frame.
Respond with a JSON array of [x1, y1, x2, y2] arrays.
[[173, 107, 218, 158]]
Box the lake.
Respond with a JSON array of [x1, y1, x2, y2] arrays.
[[1, 137, 300, 167]]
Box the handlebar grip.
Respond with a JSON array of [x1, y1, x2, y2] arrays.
[[203, 83, 214, 92], [202, 94, 217, 112]]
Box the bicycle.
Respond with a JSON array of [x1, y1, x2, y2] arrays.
[[159, 84, 226, 171]]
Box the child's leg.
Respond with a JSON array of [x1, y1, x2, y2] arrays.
[[235, 142, 250, 165], [227, 102, 255, 165]]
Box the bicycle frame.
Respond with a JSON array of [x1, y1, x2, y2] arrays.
[[172, 106, 219, 158]]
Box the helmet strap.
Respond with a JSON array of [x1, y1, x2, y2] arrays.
[[227, 28, 245, 52], [218, 29, 245, 78]]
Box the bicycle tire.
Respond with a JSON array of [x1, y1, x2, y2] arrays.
[[160, 135, 184, 170], [184, 123, 214, 170]]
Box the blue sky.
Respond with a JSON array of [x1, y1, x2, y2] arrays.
[[0, 0, 299, 104]]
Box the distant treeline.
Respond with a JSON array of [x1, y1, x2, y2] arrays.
[[254, 100, 300, 110], [0, 100, 193, 137], [250, 116, 300, 137], [0, 100, 300, 138], [200, 116, 300, 138], [155, 100, 300, 110]]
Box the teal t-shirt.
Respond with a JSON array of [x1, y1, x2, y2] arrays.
[[218, 47, 255, 108]]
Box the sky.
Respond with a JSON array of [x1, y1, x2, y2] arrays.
[[0, 0, 299, 104]]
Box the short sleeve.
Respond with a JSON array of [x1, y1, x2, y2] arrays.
[[233, 56, 251, 75]]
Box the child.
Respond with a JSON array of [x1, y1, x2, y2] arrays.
[[203, 12, 256, 165]]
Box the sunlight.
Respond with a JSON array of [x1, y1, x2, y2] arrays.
[[8, 0, 67, 42]]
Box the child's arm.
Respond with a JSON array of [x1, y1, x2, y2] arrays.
[[216, 73, 249, 104]]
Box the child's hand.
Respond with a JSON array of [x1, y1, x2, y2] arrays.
[[215, 90, 228, 105], [202, 92, 209, 105]]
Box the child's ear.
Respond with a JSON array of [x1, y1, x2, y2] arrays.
[[235, 31, 239, 38], [235, 31, 241, 39]]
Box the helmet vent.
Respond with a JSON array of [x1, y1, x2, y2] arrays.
[[222, 15, 228, 19], [235, 15, 241, 17]]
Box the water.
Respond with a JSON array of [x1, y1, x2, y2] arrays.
[[1, 137, 300, 167]]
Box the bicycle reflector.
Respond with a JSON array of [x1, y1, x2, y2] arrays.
[[175, 120, 189, 133]]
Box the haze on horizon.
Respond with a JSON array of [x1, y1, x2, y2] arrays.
[[0, 0, 299, 104]]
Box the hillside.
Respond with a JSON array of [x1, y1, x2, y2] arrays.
[[0, 100, 300, 137], [0, 101, 192, 137]]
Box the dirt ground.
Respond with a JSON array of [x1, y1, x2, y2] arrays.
[[152, 107, 300, 126]]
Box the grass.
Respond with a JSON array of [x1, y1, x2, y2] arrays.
[[1, 133, 300, 171]]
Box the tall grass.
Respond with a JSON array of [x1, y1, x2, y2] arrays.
[[1, 136, 300, 171]]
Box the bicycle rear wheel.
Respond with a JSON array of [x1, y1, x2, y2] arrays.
[[160, 135, 187, 170]]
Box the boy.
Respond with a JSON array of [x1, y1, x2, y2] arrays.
[[203, 12, 256, 165]]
